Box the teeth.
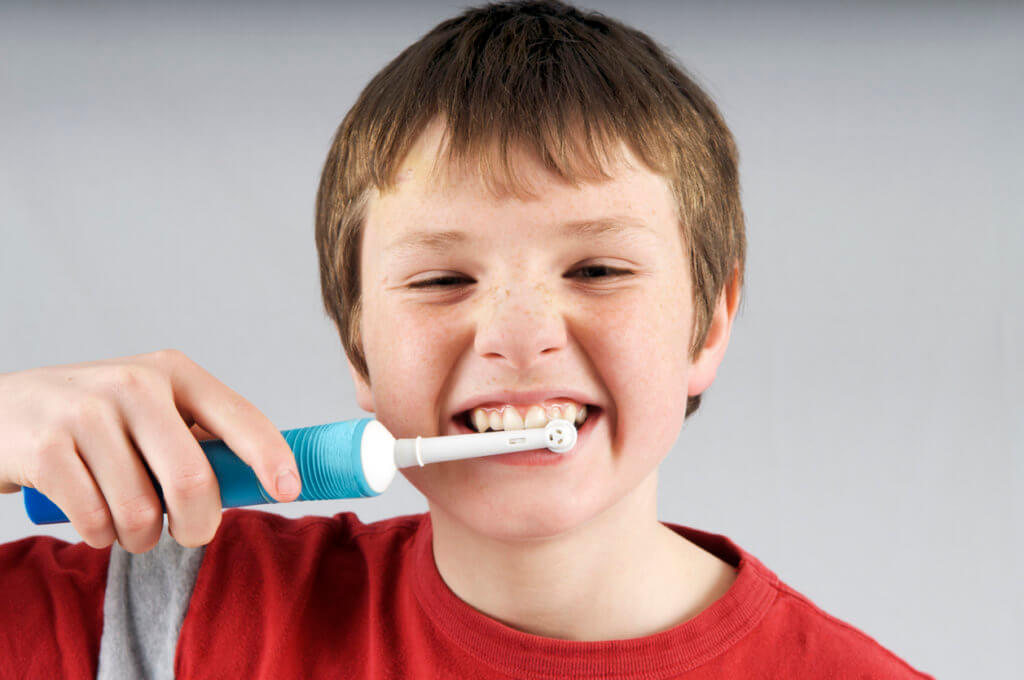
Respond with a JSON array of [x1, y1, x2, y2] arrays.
[[466, 402, 591, 433], [524, 406, 546, 428], [472, 409, 489, 433], [562, 404, 577, 424], [502, 407, 524, 430]]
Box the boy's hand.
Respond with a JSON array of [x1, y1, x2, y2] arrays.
[[0, 349, 300, 552]]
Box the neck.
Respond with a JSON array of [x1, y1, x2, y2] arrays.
[[427, 470, 735, 641]]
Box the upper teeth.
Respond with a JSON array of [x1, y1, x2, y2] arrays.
[[468, 402, 588, 432]]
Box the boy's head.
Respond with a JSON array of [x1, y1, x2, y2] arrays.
[[315, 0, 745, 538]]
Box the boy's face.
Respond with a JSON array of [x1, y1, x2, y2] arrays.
[[351, 120, 734, 540]]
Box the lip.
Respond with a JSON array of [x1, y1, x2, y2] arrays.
[[448, 388, 600, 422], [448, 406, 601, 466]]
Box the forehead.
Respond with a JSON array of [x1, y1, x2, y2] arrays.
[[366, 120, 677, 243]]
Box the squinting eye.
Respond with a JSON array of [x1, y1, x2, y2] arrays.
[[407, 275, 473, 289], [569, 265, 633, 280], [408, 266, 634, 289]]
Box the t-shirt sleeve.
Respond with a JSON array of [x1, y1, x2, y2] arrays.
[[0, 535, 110, 680], [756, 581, 936, 679]]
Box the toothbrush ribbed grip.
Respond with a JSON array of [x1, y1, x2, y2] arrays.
[[22, 417, 381, 525], [284, 419, 378, 501]]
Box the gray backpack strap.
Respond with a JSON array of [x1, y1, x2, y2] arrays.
[[96, 526, 205, 680]]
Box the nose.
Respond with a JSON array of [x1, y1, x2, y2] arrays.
[[473, 278, 568, 370]]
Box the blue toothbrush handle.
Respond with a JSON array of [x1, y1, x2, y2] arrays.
[[23, 418, 387, 525]]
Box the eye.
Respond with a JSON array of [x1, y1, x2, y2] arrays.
[[406, 265, 633, 289], [568, 265, 634, 280], [407, 275, 473, 289]]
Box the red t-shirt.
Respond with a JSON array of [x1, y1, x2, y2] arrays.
[[0, 509, 934, 678]]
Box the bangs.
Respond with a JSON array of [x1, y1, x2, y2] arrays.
[[355, 6, 681, 201], [420, 110, 670, 201]]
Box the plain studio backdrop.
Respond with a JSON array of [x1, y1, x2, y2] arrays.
[[1, 1, 1020, 677]]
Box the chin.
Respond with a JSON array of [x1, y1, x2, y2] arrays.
[[423, 483, 608, 542]]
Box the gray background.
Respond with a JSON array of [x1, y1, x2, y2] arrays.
[[1, 1, 1020, 677]]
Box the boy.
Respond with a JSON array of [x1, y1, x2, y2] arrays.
[[0, 1, 933, 677]]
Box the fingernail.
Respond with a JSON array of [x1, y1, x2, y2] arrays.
[[275, 469, 300, 497]]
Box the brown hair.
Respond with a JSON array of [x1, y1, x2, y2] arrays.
[[315, 0, 745, 419]]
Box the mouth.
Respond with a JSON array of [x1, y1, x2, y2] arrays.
[[449, 404, 603, 465], [452, 403, 600, 433]]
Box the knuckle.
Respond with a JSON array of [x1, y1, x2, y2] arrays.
[[106, 365, 166, 411], [68, 396, 111, 429], [27, 430, 68, 488], [107, 364, 141, 389], [166, 464, 215, 500], [107, 364, 157, 396], [114, 494, 162, 534], [29, 428, 65, 461], [224, 393, 253, 417], [151, 348, 188, 368], [76, 503, 113, 539]]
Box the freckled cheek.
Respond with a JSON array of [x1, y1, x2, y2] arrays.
[[587, 297, 689, 436], [367, 306, 463, 421]]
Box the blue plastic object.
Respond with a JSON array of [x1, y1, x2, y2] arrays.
[[23, 418, 380, 525]]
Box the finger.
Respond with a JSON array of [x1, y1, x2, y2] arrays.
[[28, 433, 117, 549], [70, 399, 164, 554], [168, 356, 300, 503], [112, 379, 223, 548], [189, 422, 217, 442]]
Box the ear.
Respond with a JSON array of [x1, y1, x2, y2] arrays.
[[346, 355, 377, 414], [687, 265, 742, 397]]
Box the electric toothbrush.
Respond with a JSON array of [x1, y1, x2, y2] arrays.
[[22, 417, 578, 525]]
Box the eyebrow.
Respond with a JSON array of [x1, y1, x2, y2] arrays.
[[384, 216, 656, 256]]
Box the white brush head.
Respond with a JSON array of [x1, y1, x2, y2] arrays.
[[544, 419, 577, 453], [392, 419, 579, 467]]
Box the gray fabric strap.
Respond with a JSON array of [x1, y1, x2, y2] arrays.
[[96, 527, 205, 680]]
